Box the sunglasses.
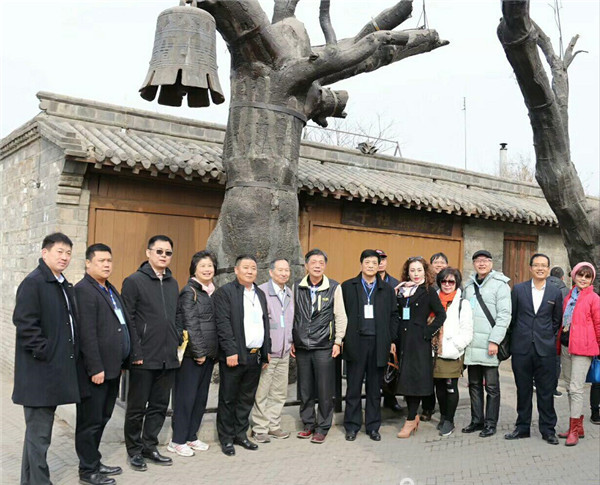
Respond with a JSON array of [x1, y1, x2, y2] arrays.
[[441, 279, 456, 285], [152, 249, 173, 257]]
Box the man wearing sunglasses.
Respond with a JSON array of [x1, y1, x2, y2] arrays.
[[122, 235, 180, 471]]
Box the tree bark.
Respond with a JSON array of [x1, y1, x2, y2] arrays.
[[498, 0, 599, 287]]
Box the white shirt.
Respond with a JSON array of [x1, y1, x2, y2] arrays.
[[55, 274, 75, 341], [243, 286, 264, 348], [531, 280, 546, 313]]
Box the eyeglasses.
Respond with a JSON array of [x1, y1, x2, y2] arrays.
[[408, 256, 424, 262], [474, 258, 491, 264], [441, 280, 456, 285], [152, 249, 173, 257]]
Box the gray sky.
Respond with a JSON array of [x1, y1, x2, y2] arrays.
[[1, 0, 598, 195]]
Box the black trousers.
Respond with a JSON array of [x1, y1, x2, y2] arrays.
[[124, 367, 176, 456], [591, 383, 600, 411], [421, 392, 436, 413], [296, 348, 335, 434], [467, 365, 500, 428], [75, 377, 120, 473], [434, 378, 459, 422], [512, 352, 557, 435], [21, 406, 56, 485], [216, 355, 261, 444], [344, 336, 384, 433], [172, 357, 214, 444]]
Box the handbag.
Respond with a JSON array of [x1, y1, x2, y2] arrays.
[[382, 350, 399, 395], [586, 356, 600, 384], [473, 284, 511, 361], [177, 287, 197, 364]]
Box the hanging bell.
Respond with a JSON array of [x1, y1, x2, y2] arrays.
[[139, 0, 225, 107]]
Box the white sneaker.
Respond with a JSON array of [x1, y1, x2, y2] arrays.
[[186, 439, 209, 451], [167, 441, 195, 457]]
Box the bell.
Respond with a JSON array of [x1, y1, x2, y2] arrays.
[[139, 0, 225, 107]]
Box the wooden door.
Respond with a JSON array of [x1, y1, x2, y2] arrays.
[[308, 222, 463, 283], [503, 234, 538, 288]]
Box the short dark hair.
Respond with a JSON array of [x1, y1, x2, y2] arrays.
[[147, 235, 174, 250], [530, 253, 550, 267], [430, 252, 448, 264], [86, 243, 112, 260], [401, 256, 435, 287], [189, 250, 217, 276], [360, 249, 381, 263], [235, 254, 257, 266], [269, 258, 290, 270], [550, 266, 564, 278], [436, 267, 463, 289], [305, 248, 328, 264], [42, 232, 73, 250]]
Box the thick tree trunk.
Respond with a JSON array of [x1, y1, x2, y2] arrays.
[[498, 1, 599, 286]]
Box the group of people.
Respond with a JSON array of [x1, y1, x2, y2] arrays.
[[12, 232, 600, 485]]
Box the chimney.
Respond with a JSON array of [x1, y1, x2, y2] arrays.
[[499, 143, 508, 175]]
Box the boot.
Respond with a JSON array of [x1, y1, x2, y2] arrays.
[[565, 417, 579, 446], [578, 415, 585, 438], [397, 416, 420, 438]]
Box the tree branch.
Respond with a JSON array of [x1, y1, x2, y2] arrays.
[[354, 0, 413, 42], [564, 34, 587, 68], [272, 0, 301, 23], [319, 0, 337, 45], [319, 29, 447, 86]]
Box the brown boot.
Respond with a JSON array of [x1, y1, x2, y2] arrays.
[[397, 416, 420, 438], [565, 417, 579, 446], [578, 415, 585, 438]]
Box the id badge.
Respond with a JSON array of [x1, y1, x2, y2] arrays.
[[402, 307, 410, 320], [364, 304, 374, 319], [280, 314, 285, 328]]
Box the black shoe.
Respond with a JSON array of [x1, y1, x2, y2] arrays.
[[221, 442, 235, 456], [542, 433, 559, 445], [79, 472, 115, 485], [142, 450, 173, 466], [504, 429, 530, 440], [461, 422, 484, 433], [345, 431, 357, 441], [420, 410, 433, 421], [437, 415, 446, 431], [479, 426, 496, 438], [233, 438, 259, 450], [368, 430, 381, 441], [383, 399, 402, 413], [128, 454, 147, 472], [591, 410, 600, 425], [98, 464, 122, 476]]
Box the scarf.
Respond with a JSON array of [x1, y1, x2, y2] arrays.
[[562, 286, 580, 332], [192, 277, 215, 296], [438, 290, 457, 311], [397, 281, 420, 298]]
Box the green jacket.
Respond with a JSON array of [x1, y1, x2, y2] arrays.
[[463, 270, 511, 366]]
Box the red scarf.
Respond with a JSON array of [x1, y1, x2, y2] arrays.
[[438, 290, 457, 311]]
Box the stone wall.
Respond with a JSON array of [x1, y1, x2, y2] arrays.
[[0, 131, 89, 375]]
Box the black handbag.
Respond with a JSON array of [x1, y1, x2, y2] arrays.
[[382, 351, 399, 395], [473, 284, 511, 361]]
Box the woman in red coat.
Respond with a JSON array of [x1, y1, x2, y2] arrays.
[[557, 262, 600, 446]]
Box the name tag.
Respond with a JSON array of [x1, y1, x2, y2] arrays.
[[402, 307, 410, 320], [364, 304, 374, 319], [280, 314, 285, 328], [114, 307, 127, 326]]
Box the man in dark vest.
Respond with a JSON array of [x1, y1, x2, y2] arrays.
[[75, 243, 132, 484], [342, 250, 398, 441], [13, 232, 81, 485]]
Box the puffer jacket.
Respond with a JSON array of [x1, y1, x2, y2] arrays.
[[436, 288, 474, 360], [463, 270, 511, 366], [293, 275, 347, 350], [176, 278, 218, 360], [557, 285, 600, 356]]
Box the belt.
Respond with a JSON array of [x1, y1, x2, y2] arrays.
[[248, 348, 260, 354]]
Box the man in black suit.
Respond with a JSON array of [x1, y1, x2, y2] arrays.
[[75, 244, 133, 485], [214, 255, 271, 456], [342, 250, 398, 441], [505, 253, 563, 445], [13, 233, 81, 485]]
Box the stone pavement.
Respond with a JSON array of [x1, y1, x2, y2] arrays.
[[1, 365, 599, 485]]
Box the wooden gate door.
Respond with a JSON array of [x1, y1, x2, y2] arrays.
[[503, 234, 538, 288]]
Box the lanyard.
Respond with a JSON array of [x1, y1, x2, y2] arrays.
[[100, 284, 119, 312], [361, 278, 376, 305]]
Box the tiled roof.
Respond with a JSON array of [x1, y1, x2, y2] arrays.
[[1, 92, 569, 227]]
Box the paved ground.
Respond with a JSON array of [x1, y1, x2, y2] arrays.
[[1, 365, 599, 485]]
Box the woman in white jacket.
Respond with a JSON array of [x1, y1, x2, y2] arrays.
[[432, 268, 474, 436]]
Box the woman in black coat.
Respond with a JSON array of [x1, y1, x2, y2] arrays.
[[169, 250, 219, 457], [396, 256, 446, 438]]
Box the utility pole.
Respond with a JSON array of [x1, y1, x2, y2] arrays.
[[462, 97, 467, 169]]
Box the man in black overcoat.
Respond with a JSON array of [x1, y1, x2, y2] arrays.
[[213, 255, 271, 456], [12, 233, 81, 485], [75, 243, 134, 485], [342, 250, 399, 441], [505, 253, 563, 445]]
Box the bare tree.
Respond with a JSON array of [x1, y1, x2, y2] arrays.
[[187, 0, 447, 280], [499, 153, 536, 183], [498, 0, 599, 285]]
